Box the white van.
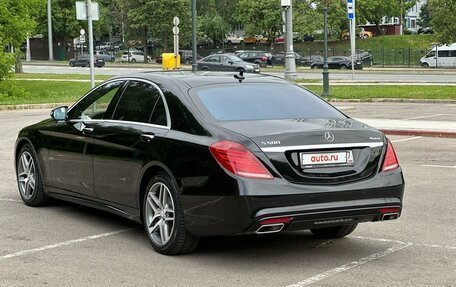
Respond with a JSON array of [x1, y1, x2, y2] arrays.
[[420, 44, 456, 68]]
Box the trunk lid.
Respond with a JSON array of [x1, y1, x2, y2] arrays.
[[215, 118, 385, 185]]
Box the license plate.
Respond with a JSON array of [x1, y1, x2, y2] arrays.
[[301, 150, 354, 168]]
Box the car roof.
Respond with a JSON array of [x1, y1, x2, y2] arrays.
[[110, 71, 289, 89]]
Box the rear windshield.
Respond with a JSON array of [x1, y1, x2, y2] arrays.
[[193, 83, 345, 121]]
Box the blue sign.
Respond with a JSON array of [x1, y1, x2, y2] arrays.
[[348, 13, 354, 19], [347, 0, 354, 19]]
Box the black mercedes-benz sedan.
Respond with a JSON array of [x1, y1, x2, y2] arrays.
[[14, 72, 404, 255]]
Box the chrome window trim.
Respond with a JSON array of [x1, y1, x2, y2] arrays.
[[67, 77, 171, 129], [261, 142, 384, 153], [66, 119, 170, 130]]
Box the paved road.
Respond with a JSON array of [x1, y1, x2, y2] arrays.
[[23, 64, 456, 83], [1, 108, 455, 286]]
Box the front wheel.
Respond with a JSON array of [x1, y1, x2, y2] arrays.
[[421, 62, 430, 68], [143, 173, 199, 255], [340, 65, 348, 70], [310, 224, 358, 239], [16, 144, 48, 206]]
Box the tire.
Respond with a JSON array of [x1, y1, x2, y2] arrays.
[[342, 36, 349, 41], [362, 34, 368, 39], [142, 173, 199, 255], [310, 224, 358, 239], [111, 58, 115, 62], [311, 65, 318, 70], [69, 62, 75, 67], [340, 65, 348, 70], [201, 67, 209, 71], [227, 40, 232, 45], [422, 62, 430, 68], [16, 144, 48, 207], [131, 58, 136, 63], [185, 59, 190, 65], [240, 40, 244, 45]]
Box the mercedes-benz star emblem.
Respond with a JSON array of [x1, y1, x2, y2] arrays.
[[324, 132, 335, 142]]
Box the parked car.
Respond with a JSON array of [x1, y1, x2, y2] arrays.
[[356, 51, 374, 66], [275, 32, 302, 44], [225, 34, 244, 45], [243, 35, 268, 44], [121, 51, 152, 63], [69, 54, 105, 67], [237, 50, 274, 67], [273, 51, 311, 66], [180, 50, 202, 65], [420, 43, 456, 68], [14, 71, 404, 255], [94, 50, 115, 62], [341, 30, 373, 40], [311, 56, 363, 70], [197, 54, 260, 73], [302, 34, 315, 42], [417, 27, 434, 34]]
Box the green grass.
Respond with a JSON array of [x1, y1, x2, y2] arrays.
[[13, 73, 113, 81], [2, 80, 455, 106], [305, 85, 456, 100], [1, 81, 91, 105]]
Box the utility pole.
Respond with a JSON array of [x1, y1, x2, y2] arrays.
[[26, 35, 31, 62], [282, 0, 296, 80], [322, 6, 329, 97], [191, 0, 197, 72], [87, 0, 95, 88], [47, 0, 54, 61]]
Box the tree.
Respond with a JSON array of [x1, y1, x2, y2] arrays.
[[418, 2, 430, 28], [428, 0, 456, 43], [198, 0, 233, 44], [0, 0, 44, 77]]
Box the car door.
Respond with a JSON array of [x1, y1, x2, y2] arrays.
[[44, 80, 126, 197], [91, 80, 170, 208], [220, 55, 234, 71], [205, 55, 221, 70]]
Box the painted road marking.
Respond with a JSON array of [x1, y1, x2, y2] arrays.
[[286, 243, 413, 287], [354, 235, 456, 251], [421, 165, 456, 169], [403, 114, 444, 121], [391, 136, 423, 143], [0, 228, 133, 261], [0, 198, 22, 203]]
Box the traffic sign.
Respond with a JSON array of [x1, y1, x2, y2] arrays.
[[173, 16, 180, 26], [173, 26, 180, 35], [347, 0, 354, 19]]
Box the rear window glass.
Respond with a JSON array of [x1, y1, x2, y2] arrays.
[[193, 84, 345, 121]]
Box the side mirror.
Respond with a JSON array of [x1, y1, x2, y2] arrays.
[[228, 60, 233, 65], [51, 106, 68, 121]]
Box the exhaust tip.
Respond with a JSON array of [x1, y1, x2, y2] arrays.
[[256, 223, 284, 234], [381, 213, 399, 221]]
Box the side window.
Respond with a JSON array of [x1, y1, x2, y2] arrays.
[[438, 50, 449, 57], [450, 51, 456, 57], [426, 51, 436, 58], [112, 80, 162, 124], [68, 80, 125, 120], [149, 96, 167, 126], [221, 56, 229, 63]]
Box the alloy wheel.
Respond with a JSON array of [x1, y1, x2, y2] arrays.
[[145, 182, 175, 246], [17, 151, 36, 200]]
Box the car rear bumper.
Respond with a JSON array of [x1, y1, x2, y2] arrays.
[[180, 172, 404, 237]]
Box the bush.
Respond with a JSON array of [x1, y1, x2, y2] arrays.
[[0, 51, 15, 80], [0, 80, 29, 99]]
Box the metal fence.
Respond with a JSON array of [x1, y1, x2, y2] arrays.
[[193, 45, 429, 68]]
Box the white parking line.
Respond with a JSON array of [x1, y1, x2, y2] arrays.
[[0, 228, 133, 261], [286, 243, 413, 287], [421, 165, 456, 169], [402, 114, 444, 121], [0, 198, 22, 203], [391, 136, 423, 143]]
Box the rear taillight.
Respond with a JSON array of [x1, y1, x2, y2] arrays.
[[209, 140, 273, 180], [382, 139, 399, 172], [260, 56, 268, 61]]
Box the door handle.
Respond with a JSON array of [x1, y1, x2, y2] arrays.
[[82, 127, 94, 134], [140, 133, 155, 142]]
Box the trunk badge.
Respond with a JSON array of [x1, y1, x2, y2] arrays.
[[324, 132, 335, 142]]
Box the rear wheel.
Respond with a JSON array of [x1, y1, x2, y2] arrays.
[[142, 173, 199, 255], [69, 62, 75, 67], [16, 144, 48, 207], [311, 65, 318, 70], [340, 65, 348, 70], [310, 224, 358, 239]]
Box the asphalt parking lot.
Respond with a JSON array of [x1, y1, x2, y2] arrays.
[[1, 108, 455, 286]]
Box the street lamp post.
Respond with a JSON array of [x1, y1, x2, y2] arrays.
[[191, 0, 197, 72], [322, 6, 329, 97], [283, 1, 296, 80], [47, 0, 54, 61]]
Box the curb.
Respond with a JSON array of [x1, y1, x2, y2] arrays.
[[380, 129, 456, 138], [0, 103, 71, 111], [328, 98, 456, 104]]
